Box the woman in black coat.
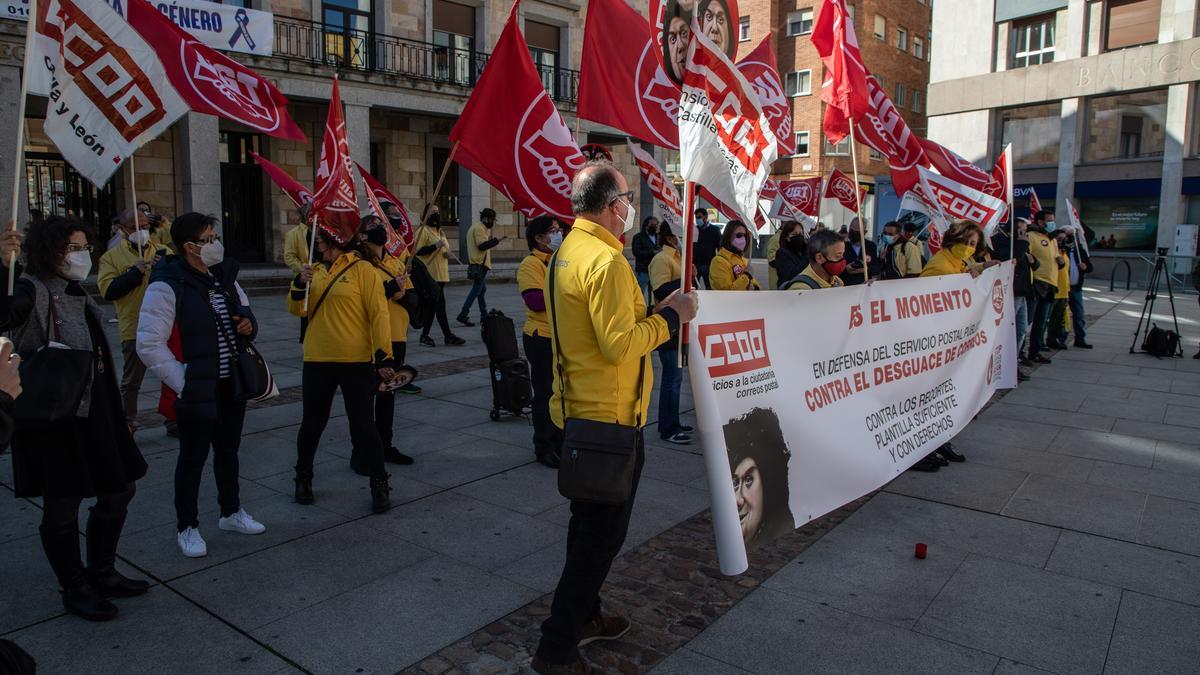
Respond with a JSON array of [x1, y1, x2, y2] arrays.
[[773, 221, 809, 289], [0, 217, 148, 622]]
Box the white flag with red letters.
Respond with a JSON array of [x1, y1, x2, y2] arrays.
[[628, 141, 684, 227], [916, 166, 1007, 237]]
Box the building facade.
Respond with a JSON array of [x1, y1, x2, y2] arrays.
[[928, 0, 1199, 252], [0, 0, 663, 264], [734, 0, 932, 227]]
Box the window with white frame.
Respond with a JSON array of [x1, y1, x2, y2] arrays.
[[825, 137, 851, 155], [913, 36, 924, 59], [869, 148, 883, 161], [786, 8, 814, 36], [873, 14, 885, 40], [739, 16, 750, 42], [1010, 13, 1055, 68], [894, 83, 906, 108], [794, 131, 810, 156], [785, 70, 812, 97], [911, 90, 923, 113], [897, 27, 907, 51]]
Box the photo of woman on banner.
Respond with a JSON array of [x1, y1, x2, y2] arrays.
[[659, 0, 739, 85], [724, 407, 794, 545]]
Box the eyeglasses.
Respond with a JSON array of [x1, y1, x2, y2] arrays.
[[66, 243, 94, 253], [193, 234, 222, 246], [609, 191, 634, 205]]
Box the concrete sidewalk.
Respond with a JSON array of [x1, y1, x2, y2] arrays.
[[655, 286, 1200, 674]]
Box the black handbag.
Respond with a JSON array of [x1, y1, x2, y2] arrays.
[[12, 295, 94, 427], [212, 287, 275, 402], [549, 251, 644, 505]]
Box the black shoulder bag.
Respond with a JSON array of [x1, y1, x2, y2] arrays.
[[12, 292, 94, 427], [549, 251, 644, 505]]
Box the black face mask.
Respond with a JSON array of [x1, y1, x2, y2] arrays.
[[365, 227, 388, 246], [427, 214, 441, 228], [786, 236, 806, 253]]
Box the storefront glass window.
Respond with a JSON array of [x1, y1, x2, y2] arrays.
[[998, 102, 1060, 166]]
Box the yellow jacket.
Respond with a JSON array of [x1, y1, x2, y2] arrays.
[[893, 239, 924, 277], [150, 226, 174, 253], [709, 248, 760, 290], [415, 225, 450, 282], [517, 248, 552, 337], [466, 222, 494, 268], [283, 224, 311, 275], [374, 250, 414, 342], [97, 239, 158, 342], [1055, 253, 1070, 299], [287, 251, 392, 363], [920, 249, 969, 278], [1028, 231, 1061, 288], [648, 244, 682, 294], [548, 218, 671, 428], [765, 231, 782, 291]]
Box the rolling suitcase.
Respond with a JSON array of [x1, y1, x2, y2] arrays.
[[481, 310, 520, 363], [490, 358, 533, 420]]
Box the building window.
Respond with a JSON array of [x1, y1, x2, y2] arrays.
[[794, 131, 810, 156], [894, 83, 906, 108], [869, 148, 883, 161], [432, 0, 476, 85], [897, 27, 907, 51], [739, 16, 750, 41], [911, 90, 923, 113], [526, 20, 561, 99], [786, 9, 814, 36], [1105, 0, 1161, 51], [998, 102, 1061, 166], [1084, 89, 1168, 162], [1010, 13, 1055, 68], [913, 36, 924, 59], [785, 70, 812, 97], [322, 0, 374, 69], [825, 137, 850, 155], [873, 15, 885, 40]]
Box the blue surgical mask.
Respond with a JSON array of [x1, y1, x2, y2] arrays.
[[548, 231, 563, 250], [1044, 220, 1057, 233], [880, 234, 895, 246]]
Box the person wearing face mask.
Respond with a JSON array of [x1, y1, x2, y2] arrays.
[[782, 230, 846, 291], [283, 202, 313, 276], [840, 217, 880, 285], [920, 220, 999, 279], [631, 216, 661, 299], [1026, 210, 1064, 365], [765, 223, 784, 291], [880, 221, 924, 279], [772, 221, 808, 289], [287, 225, 396, 514], [533, 162, 698, 675], [693, 208, 723, 289], [137, 213, 265, 558], [1046, 230, 1073, 350], [648, 222, 694, 445], [0, 217, 149, 621], [457, 208, 506, 328], [518, 216, 564, 468], [709, 220, 761, 291], [98, 208, 162, 431], [414, 205, 466, 347]]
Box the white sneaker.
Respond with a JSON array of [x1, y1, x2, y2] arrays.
[[177, 527, 208, 558], [218, 509, 266, 535]]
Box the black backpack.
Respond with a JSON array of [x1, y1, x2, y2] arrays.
[[782, 274, 821, 291], [1143, 324, 1181, 358]]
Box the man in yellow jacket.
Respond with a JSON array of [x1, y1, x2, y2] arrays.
[[456, 207, 505, 327], [98, 208, 162, 429], [533, 162, 698, 675], [1026, 210, 1064, 364], [283, 204, 312, 275]]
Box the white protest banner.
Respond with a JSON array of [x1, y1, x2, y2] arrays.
[[688, 264, 1018, 574]]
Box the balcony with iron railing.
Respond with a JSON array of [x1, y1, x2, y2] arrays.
[[272, 17, 580, 104]]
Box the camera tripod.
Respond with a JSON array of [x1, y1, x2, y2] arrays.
[[1130, 248, 1183, 356]]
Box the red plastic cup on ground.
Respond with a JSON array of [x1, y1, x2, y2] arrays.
[[915, 543, 928, 559]]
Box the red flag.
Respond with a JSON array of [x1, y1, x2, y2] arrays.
[[125, 0, 305, 142], [760, 179, 780, 201], [250, 152, 312, 208], [919, 139, 998, 194], [628, 141, 684, 226], [736, 35, 795, 156], [579, 0, 679, 149], [916, 166, 1007, 236], [697, 185, 767, 231], [823, 168, 866, 213], [991, 143, 1013, 224], [778, 178, 823, 217], [311, 78, 358, 244], [811, 0, 871, 143], [450, 1, 584, 220], [355, 163, 414, 255], [854, 77, 929, 193], [1029, 187, 1043, 220]]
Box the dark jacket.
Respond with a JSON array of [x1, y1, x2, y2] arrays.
[[841, 239, 879, 285], [774, 247, 808, 289], [694, 224, 723, 267], [631, 231, 659, 273], [1065, 244, 1093, 289]]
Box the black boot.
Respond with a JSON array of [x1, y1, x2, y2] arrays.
[[370, 475, 392, 514], [85, 505, 149, 598], [40, 523, 118, 621], [294, 469, 314, 505]]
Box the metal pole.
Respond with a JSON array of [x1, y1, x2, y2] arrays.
[[847, 125, 869, 284]]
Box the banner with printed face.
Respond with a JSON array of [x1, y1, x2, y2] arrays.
[[687, 263, 1018, 574], [651, 0, 740, 85]]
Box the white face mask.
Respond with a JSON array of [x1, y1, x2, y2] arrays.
[[548, 231, 564, 250], [198, 240, 225, 267], [620, 200, 636, 235], [60, 250, 92, 281], [128, 229, 151, 248]]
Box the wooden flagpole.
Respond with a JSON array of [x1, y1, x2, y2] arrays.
[[430, 141, 460, 207], [678, 181, 696, 368], [847, 125, 870, 285], [303, 211, 318, 312], [129, 155, 146, 258], [8, 0, 37, 295]]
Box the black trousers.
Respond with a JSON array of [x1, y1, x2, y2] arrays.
[[175, 379, 246, 531], [420, 283, 452, 339], [40, 484, 135, 588], [523, 332, 560, 460], [374, 341, 406, 449], [536, 439, 645, 664], [1028, 292, 1054, 358], [297, 362, 386, 480]]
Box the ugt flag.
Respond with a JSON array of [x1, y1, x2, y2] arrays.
[[773, 177, 823, 219], [679, 21, 778, 228], [823, 168, 866, 213], [736, 35, 794, 156], [450, 0, 584, 220], [312, 78, 359, 244], [628, 141, 684, 226], [356, 163, 414, 255], [251, 151, 313, 208], [854, 76, 929, 194]]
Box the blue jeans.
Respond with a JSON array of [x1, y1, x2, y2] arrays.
[[1068, 287, 1087, 343], [1015, 295, 1030, 354], [636, 271, 651, 299], [698, 265, 712, 289], [459, 268, 488, 319], [657, 349, 683, 439]]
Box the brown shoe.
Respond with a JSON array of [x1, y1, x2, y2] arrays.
[[530, 656, 598, 675], [577, 613, 631, 647]]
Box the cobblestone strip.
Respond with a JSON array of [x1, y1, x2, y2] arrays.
[[404, 496, 871, 675]]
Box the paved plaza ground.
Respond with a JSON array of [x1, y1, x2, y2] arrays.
[[2, 276, 1200, 674]]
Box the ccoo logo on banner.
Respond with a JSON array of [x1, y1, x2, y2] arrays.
[[688, 264, 1018, 575]]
